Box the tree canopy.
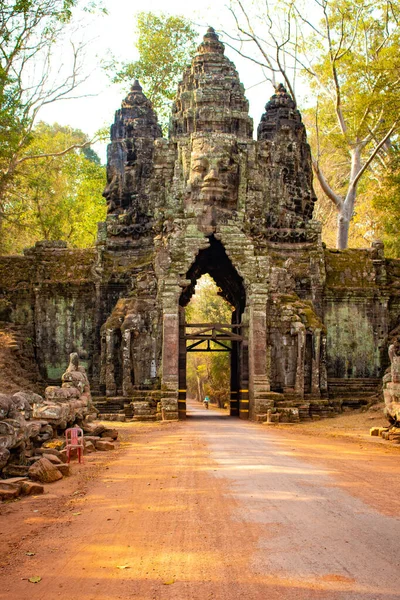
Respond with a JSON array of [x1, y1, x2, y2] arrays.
[[112, 12, 198, 129], [1, 122, 106, 254], [225, 0, 400, 250], [0, 0, 105, 242]]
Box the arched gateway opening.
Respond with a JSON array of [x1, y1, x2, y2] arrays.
[[178, 236, 248, 419]]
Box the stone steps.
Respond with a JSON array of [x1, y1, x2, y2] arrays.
[[328, 378, 381, 398]]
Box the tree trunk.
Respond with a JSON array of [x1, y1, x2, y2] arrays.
[[337, 211, 350, 250], [336, 148, 361, 250]]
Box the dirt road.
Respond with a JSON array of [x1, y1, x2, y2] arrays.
[[1, 400, 400, 600]]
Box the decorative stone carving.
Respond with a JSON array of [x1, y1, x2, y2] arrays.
[[383, 339, 400, 425], [33, 353, 95, 428]]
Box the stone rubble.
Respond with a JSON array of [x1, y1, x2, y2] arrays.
[[0, 353, 119, 500]]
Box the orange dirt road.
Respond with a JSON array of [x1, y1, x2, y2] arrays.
[[1, 399, 400, 600]]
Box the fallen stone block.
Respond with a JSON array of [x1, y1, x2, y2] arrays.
[[100, 428, 118, 440], [95, 440, 115, 451], [20, 481, 44, 496], [42, 453, 62, 465], [0, 477, 28, 492], [56, 464, 70, 477], [83, 435, 101, 443], [84, 441, 95, 453], [35, 447, 67, 462], [0, 487, 19, 501], [370, 427, 380, 436], [29, 457, 63, 483], [91, 424, 106, 437], [3, 464, 29, 478]]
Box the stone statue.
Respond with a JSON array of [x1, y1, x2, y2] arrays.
[[383, 338, 400, 425], [33, 353, 95, 429]]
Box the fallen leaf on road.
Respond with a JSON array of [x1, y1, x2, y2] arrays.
[[28, 576, 41, 583], [25, 552, 35, 556], [116, 565, 131, 570], [163, 579, 175, 585], [72, 512, 81, 516]]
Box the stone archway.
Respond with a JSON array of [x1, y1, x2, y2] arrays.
[[177, 236, 248, 419]]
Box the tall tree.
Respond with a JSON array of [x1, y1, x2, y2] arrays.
[[0, 0, 105, 241], [1, 122, 106, 254], [225, 0, 400, 249], [112, 12, 198, 129]]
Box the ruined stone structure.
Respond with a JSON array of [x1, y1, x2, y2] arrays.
[[1, 28, 400, 422], [0, 353, 96, 477]]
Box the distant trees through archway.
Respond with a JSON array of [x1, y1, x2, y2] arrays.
[[185, 274, 233, 408]]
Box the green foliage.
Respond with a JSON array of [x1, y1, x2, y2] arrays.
[[0, 0, 105, 232], [300, 0, 400, 246], [113, 12, 198, 129], [371, 155, 400, 258], [1, 122, 106, 253], [186, 275, 233, 407]]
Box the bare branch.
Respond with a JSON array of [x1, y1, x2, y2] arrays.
[[352, 121, 399, 189], [312, 159, 344, 210]]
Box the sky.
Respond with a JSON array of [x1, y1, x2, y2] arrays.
[[38, 0, 278, 162]]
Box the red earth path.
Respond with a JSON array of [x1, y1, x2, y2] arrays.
[[1, 399, 399, 600]]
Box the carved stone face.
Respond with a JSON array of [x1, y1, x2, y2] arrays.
[[187, 136, 239, 207]]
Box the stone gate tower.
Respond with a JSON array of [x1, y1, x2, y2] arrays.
[[1, 28, 398, 421], [97, 27, 327, 421]]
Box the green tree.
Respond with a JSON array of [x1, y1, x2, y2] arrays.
[[370, 154, 400, 257], [226, 0, 400, 249], [186, 275, 233, 407], [0, 0, 105, 243], [1, 122, 106, 253], [112, 12, 198, 129]]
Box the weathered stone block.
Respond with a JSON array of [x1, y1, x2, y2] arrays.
[[29, 457, 63, 483], [95, 440, 115, 451], [42, 453, 62, 465], [56, 464, 70, 476], [20, 481, 44, 496], [0, 488, 19, 500]]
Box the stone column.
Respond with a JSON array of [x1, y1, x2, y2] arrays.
[[311, 328, 321, 398], [160, 280, 181, 420], [319, 334, 328, 395], [121, 329, 132, 397], [291, 321, 306, 398], [105, 329, 116, 397], [248, 286, 271, 420]]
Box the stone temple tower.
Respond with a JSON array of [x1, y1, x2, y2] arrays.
[[96, 27, 328, 422], [1, 29, 397, 424]]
